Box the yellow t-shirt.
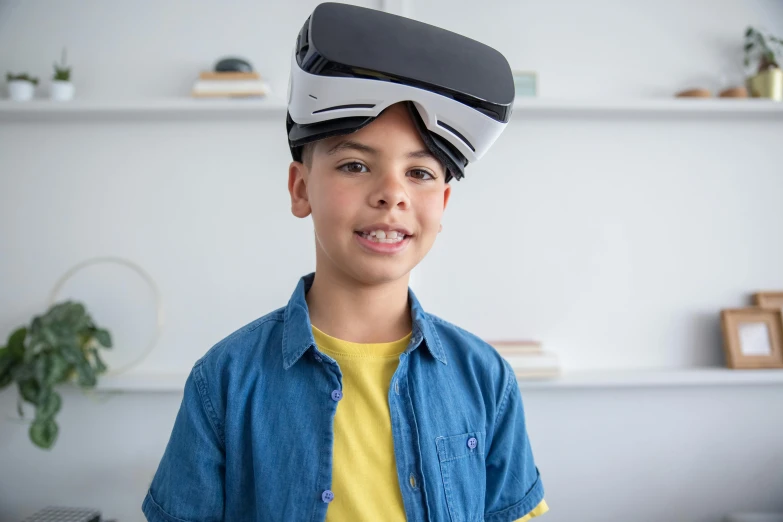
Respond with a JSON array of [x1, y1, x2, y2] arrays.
[[312, 325, 548, 522]]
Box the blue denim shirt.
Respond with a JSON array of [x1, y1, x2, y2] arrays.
[[142, 273, 544, 522]]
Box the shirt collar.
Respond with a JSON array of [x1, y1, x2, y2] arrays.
[[282, 273, 447, 369]]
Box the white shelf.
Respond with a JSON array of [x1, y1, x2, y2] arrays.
[[1, 97, 781, 122], [0, 97, 288, 121], [95, 372, 189, 392], [90, 367, 783, 392], [517, 368, 783, 389], [512, 97, 783, 116]]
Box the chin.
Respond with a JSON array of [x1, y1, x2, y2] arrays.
[[346, 261, 413, 287]]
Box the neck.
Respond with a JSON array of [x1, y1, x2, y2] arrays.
[[306, 269, 412, 344]]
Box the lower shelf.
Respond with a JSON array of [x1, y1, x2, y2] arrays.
[[91, 367, 783, 392], [517, 368, 783, 389]]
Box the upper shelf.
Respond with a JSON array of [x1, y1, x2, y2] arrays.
[[1, 97, 782, 122], [0, 97, 289, 121]]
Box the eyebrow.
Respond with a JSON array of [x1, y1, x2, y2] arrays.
[[325, 139, 436, 160]]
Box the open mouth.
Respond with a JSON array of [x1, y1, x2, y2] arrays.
[[355, 230, 411, 244]]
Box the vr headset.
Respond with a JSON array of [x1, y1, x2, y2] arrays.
[[286, 2, 515, 181]]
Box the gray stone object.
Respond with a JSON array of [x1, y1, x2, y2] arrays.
[[214, 57, 253, 73]]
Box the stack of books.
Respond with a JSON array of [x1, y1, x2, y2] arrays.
[[487, 340, 560, 380], [191, 71, 270, 98]]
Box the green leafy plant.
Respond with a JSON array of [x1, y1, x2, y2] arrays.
[[0, 301, 112, 449], [744, 26, 783, 73], [53, 47, 71, 82], [6, 72, 39, 85]]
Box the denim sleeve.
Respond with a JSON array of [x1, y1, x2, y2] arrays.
[[142, 360, 225, 522], [484, 359, 545, 522]]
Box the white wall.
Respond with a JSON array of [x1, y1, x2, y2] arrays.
[[1, 1, 783, 521]]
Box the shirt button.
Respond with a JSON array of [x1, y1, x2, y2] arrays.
[[467, 437, 478, 450], [321, 489, 334, 503], [331, 389, 343, 402], [313, 353, 322, 362]]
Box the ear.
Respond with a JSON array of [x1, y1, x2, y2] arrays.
[[442, 183, 451, 211], [288, 161, 312, 218]]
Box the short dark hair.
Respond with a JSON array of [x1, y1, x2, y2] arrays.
[[301, 142, 315, 168]]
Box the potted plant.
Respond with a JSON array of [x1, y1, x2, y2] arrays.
[[0, 301, 112, 449], [6, 72, 38, 101], [744, 26, 783, 101], [51, 47, 74, 101]]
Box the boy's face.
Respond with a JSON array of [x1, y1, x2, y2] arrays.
[[288, 103, 451, 286]]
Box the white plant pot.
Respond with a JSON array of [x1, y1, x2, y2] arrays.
[[8, 80, 35, 101], [50, 80, 75, 101]]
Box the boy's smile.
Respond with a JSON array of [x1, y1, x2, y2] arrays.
[[354, 223, 413, 255], [288, 102, 451, 286]]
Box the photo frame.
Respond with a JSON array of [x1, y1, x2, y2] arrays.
[[511, 70, 537, 97], [720, 308, 783, 369], [753, 291, 783, 312]]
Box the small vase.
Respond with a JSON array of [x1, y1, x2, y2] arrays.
[[50, 80, 75, 101], [8, 80, 35, 101], [747, 68, 783, 101]]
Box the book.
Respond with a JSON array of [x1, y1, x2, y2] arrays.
[[515, 368, 560, 379], [191, 79, 270, 98], [487, 340, 542, 355], [199, 71, 261, 81]]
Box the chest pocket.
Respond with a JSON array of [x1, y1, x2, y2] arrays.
[[435, 430, 487, 522]]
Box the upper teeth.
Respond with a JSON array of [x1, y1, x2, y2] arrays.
[[362, 230, 406, 243]]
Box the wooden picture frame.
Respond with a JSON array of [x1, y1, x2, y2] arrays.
[[720, 308, 783, 369], [753, 291, 783, 311]]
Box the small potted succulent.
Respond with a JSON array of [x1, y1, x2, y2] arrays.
[[51, 47, 74, 101], [744, 26, 783, 101], [6, 72, 38, 101]]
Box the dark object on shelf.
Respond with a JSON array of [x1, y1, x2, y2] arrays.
[[214, 57, 253, 73], [21, 506, 101, 522]]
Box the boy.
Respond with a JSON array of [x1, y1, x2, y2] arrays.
[[142, 3, 547, 521]]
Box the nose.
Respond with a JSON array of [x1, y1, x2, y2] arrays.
[[369, 171, 410, 210]]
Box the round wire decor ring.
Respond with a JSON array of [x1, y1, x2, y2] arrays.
[[47, 256, 164, 376]]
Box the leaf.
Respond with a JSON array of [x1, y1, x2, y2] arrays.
[[47, 353, 70, 385], [17, 395, 24, 418], [22, 345, 37, 365], [36, 388, 61, 419], [60, 342, 84, 365], [8, 327, 27, 358], [11, 362, 35, 382], [76, 361, 96, 387], [90, 348, 108, 374], [745, 42, 754, 52], [0, 370, 11, 389], [745, 27, 753, 37], [94, 329, 112, 348], [0, 347, 15, 385], [34, 353, 54, 385], [29, 418, 58, 449], [41, 327, 58, 349], [18, 379, 40, 406]]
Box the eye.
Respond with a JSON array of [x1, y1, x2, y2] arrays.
[[338, 162, 368, 174], [408, 169, 436, 181]]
